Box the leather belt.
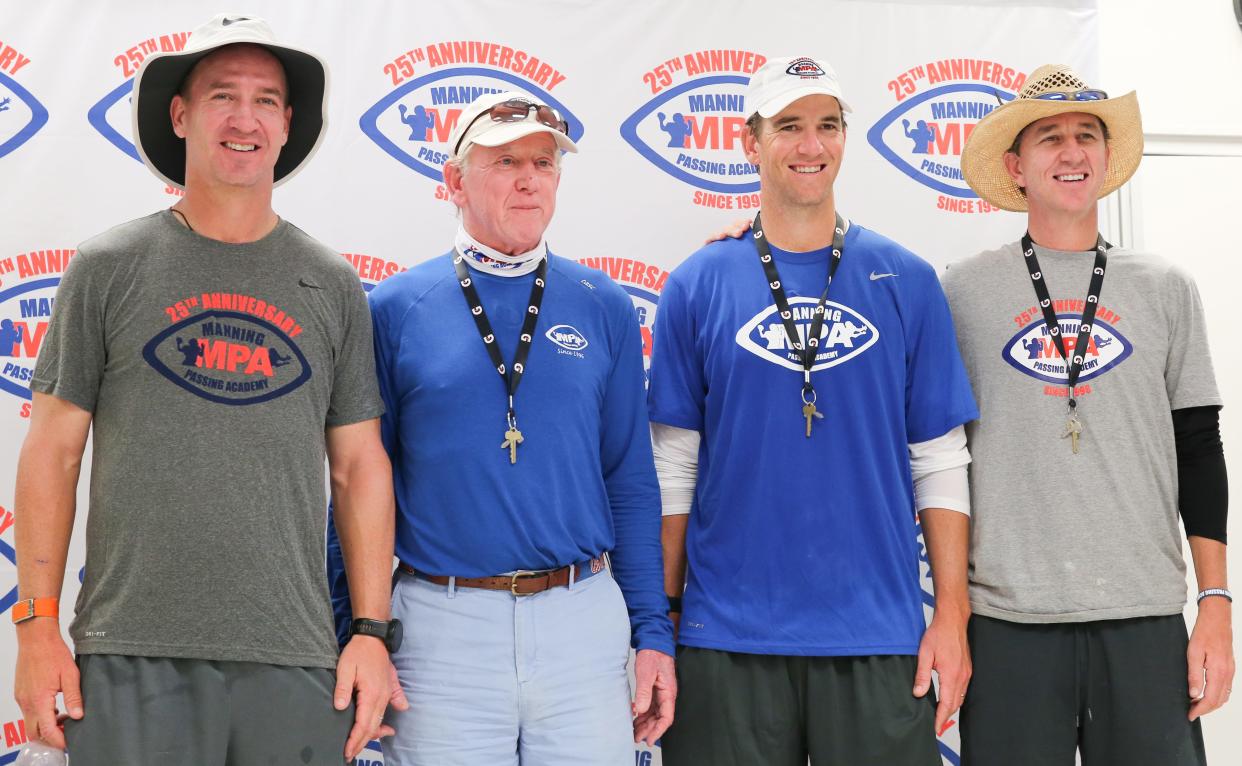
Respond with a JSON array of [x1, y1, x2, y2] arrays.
[[399, 557, 606, 596]]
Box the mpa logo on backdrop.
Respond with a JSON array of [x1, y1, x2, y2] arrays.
[[620, 50, 767, 211], [576, 257, 667, 383], [867, 59, 1026, 214], [360, 40, 583, 198], [341, 252, 407, 293], [0, 40, 48, 160], [0, 250, 73, 418], [87, 32, 190, 194]]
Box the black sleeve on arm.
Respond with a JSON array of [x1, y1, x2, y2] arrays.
[[1173, 405, 1228, 544]]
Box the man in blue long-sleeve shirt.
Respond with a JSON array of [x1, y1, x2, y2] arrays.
[[332, 91, 675, 765]]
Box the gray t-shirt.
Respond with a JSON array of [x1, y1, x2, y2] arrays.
[[943, 241, 1221, 623], [34, 211, 383, 668]]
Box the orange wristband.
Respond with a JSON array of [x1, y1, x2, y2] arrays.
[[11, 598, 58, 624]]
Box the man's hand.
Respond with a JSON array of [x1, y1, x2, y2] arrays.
[[913, 612, 971, 733], [704, 218, 752, 244], [14, 625, 83, 750], [632, 648, 676, 745], [1187, 597, 1235, 721], [335, 635, 409, 760]]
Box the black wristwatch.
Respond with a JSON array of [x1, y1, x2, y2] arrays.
[[350, 617, 403, 653]]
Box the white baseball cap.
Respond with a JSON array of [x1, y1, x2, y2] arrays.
[[744, 56, 852, 119], [449, 91, 578, 160]]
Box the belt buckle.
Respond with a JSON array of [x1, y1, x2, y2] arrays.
[[509, 570, 539, 596]]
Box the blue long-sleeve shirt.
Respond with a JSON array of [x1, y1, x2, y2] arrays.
[[330, 252, 672, 654]]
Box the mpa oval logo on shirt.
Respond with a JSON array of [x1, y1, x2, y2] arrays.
[[1002, 315, 1132, 384], [143, 310, 311, 405], [735, 298, 879, 372], [545, 324, 588, 352]]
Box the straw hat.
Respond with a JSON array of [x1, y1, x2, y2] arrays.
[[961, 64, 1142, 212]]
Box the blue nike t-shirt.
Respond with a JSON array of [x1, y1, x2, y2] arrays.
[[648, 223, 977, 656]]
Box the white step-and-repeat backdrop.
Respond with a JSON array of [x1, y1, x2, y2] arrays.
[[0, 1, 1097, 763]]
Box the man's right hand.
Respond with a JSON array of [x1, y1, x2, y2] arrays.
[[15, 625, 83, 750]]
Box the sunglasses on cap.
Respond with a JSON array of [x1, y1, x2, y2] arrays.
[[454, 98, 569, 154], [1034, 88, 1109, 102]]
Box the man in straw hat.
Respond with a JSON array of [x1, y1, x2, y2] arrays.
[[947, 63, 1232, 764], [12, 14, 406, 764], [328, 90, 675, 764], [650, 55, 978, 764]]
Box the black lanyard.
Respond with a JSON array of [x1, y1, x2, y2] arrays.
[[751, 211, 846, 437], [453, 251, 548, 464], [1020, 232, 1111, 453]]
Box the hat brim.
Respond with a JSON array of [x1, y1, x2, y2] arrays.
[[468, 121, 579, 154], [961, 91, 1142, 212], [755, 85, 853, 118], [131, 42, 328, 189]]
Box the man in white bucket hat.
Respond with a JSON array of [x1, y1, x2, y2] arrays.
[[328, 90, 676, 764], [650, 55, 977, 764], [12, 13, 405, 764], [946, 63, 1232, 764]]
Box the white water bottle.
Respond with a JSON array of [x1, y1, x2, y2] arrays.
[[14, 742, 68, 765]]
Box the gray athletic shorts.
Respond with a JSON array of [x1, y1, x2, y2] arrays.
[[64, 654, 354, 766]]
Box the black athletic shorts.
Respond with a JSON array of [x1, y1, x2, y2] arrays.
[[960, 614, 1207, 766], [660, 646, 941, 766]]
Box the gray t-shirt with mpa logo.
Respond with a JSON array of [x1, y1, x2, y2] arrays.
[[33, 211, 382, 668], [943, 241, 1221, 624]]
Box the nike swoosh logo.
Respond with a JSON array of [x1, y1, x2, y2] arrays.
[[222, 17, 249, 26], [298, 278, 322, 289], [869, 272, 898, 281]]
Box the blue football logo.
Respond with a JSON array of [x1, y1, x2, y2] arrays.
[[0, 71, 49, 158], [143, 310, 312, 405], [359, 67, 584, 182], [736, 298, 879, 372], [866, 84, 1013, 198], [0, 275, 59, 401], [86, 78, 140, 162], [1002, 316, 1132, 384], [619, 74, 758, 194]]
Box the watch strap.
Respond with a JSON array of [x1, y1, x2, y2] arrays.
[[11, 598, 59, 625], [350, 617, 402, 652]]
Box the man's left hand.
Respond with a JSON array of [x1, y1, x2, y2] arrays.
[[1188, 597, 1235, 721], [632, 648, 677, 745], [913, 613, 971, 733], [335, 635, 411, 760]]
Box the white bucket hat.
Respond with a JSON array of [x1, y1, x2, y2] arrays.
[[131, 13, 328, 189]]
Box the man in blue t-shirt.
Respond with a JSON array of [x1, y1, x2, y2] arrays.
[[648, 55, 978, 764], [331, 91, 676, 765]]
